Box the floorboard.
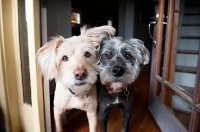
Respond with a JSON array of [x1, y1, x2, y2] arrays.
[[51, 64, 160, 132]]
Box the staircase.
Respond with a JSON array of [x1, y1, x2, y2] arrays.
[[171, 0, 200, 129], [174, 0, 200, 98]]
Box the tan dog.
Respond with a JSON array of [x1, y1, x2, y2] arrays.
[[36, 26, 115, 132]]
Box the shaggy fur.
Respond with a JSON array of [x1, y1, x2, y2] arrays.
[[36, 26, 115, 132], [97, 36, 150, 132]]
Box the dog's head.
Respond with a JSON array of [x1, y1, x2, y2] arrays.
[[36, 25, 115, 92], [98, 36, 150, 93]]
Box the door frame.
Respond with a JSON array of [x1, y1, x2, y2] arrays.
[[0, 0, 45, 131], [149, 1, 185, 130], [149, 0, 200, 131]]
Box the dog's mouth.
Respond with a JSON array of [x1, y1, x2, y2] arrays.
[[105, 82, 126, 94], [74, 80, 87, 86]]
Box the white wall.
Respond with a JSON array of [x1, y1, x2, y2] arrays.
[[46, 0, 72, 94], [118, 0, 152, 52], [47, 0, 71, 38], [118, 0, 135, 39]]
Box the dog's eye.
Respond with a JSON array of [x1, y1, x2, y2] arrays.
[[84, 51, 91, 58], [62, 55, 68, 61], [125, 53, 132, 59], [105, 52, 112, 59]]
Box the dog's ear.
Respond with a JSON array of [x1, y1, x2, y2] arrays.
[[80, 25, 116, 47], [36, 36, 64, 80], [126, 38, 150, 65]]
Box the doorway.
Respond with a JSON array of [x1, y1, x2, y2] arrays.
[[41, 0, 156, 131], [149, 0, 200, 131]]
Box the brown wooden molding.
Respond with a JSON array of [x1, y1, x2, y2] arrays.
[[175, 65, 197, 74], [181, 36, 200, 39], [177, 50, 199, 54]]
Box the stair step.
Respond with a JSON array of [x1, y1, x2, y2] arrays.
[[178, 85, 194, 97], [183, 16, 200, 24], [181, 36, 200, 39], [184, 13, 200, 16], [175, 65, 197, 74], [196, 104, 200, 109], [177, 50, 199, 54], [185, 3, 200, 7], [182, 24, 200, 26]]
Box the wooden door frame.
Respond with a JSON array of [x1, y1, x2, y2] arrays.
[[0, 0, 21, 131], [189, 45, 200, 131], [149, 1, 186, 129], [0, 0, 45, 131], [149, 0, 200, 131]]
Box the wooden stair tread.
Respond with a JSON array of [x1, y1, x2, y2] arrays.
[[181, 36, 200, 39], [178, 85, 195, 97], [184, 13, 200, 16], [196, 104, 200, 109], [171, 107, 191, 129], [177, 49, 199, 54], [171, 107, 190, 115], [175, 65, 197, 74], [185, 3, 200, 7], [182, 24, 200, 26]]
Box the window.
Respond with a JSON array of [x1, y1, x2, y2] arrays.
[[107, 20, 113, 26], [71, 12, 81, 24]]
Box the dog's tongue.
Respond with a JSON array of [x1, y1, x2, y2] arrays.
[[105, 84, 113, 94]]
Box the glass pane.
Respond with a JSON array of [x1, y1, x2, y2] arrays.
[[169, 94, 191, 130], [18, 0, 31, 105], [172, 0, 200, 98], [165, 0, 199, 130], [71, 12, 81, 24]]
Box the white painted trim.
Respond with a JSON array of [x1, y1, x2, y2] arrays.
[[0, 1, 11, 130], [0, 0, 45, 131], [26, 0, 45, 131], [0, 0, 21, 131]]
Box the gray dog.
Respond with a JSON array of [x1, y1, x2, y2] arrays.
[[97, 36, 150, 132]]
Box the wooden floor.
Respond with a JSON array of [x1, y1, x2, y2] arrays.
[[51, 64, 160, 132]]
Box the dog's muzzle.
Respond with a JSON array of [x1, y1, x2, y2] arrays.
[[73, 68, 88, 86], [73, 68, 87, 80], [112, 66, 125, 77], [74, 81, 87, 86], [105, 84, 126, 94]]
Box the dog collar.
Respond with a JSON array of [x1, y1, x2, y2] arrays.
[[68, 88, 92, 98], [105, 85, 129, 101], [68, 88, 76, 95], [124, 87, 129, 101]]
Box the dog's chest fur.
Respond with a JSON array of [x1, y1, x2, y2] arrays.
[[97, 82, 134, 107], [54, 82, 97, 110]]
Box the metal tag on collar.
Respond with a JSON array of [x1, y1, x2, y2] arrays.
[[124, 87, 129, 101], [86, 89, 92, 98]]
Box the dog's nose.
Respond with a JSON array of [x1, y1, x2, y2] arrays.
[[73, 68, 87, 80], [112, 66, 125, 77]]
